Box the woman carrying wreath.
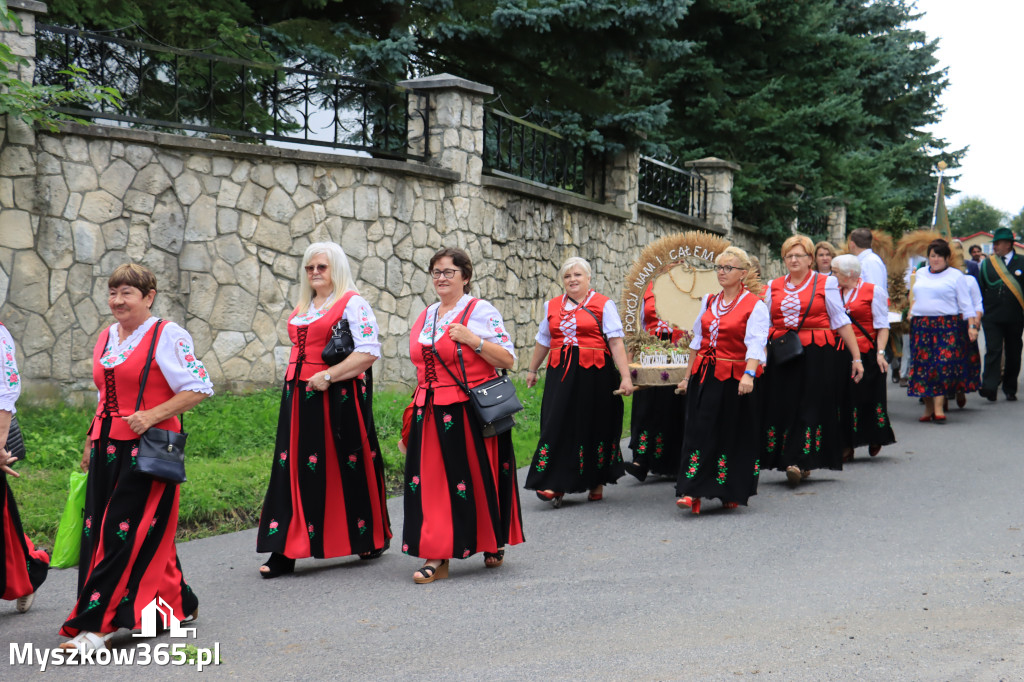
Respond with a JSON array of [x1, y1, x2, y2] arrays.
[[402, 247, 524, 584], [832, 255, 896, 458], [0, 322, 49, 614], [761, 236, 864, 485], [525, 256, 634, 506], [675, 247, 768, 514], [62, 264, 212, 650], [257, 242, 391, 578], [625, 281, 686, 482]]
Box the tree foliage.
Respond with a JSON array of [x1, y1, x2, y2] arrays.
[[949, 196, 1007, 237]]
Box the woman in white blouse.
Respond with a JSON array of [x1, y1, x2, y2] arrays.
[[402, 247, 524, 583], [257, 242, 391, 578], [675, 247, 769, 514], [0, 323, 50, 614], [907, 239, 978, 422], [524, 256, 634, 506], [61, 264, 213, 651]]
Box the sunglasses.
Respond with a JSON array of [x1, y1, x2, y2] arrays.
[[304, 264, 328, 274]]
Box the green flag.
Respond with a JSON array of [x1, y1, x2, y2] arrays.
[[934, 178, 951, 239]]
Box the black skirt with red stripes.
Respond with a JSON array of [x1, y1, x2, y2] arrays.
[[1, 472, 49, 601], [62, 429, 196, 636], [257, 371, 391, 559]]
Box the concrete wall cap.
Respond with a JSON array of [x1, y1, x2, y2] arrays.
[[398, 73, 494, 96], [685, 157, 741, 173], [9, 0, 47, 14]]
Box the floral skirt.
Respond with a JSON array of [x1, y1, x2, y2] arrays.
[[1, 473, 49, 600], [675, 358, 761, 504], [62, 422, 196, 637], [628, 385, 686, 476], [525, 346, 625, 493], [908, 315, 964, 397], [402, 395, 524, 560], [258, 371, 391, 559], [958, 320, 981, 393], [761, 342, 846, 472], [845, 356, 896, 449]]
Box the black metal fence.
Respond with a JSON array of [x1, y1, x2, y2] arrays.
[[33, 24, 424, 160], [637, 156, 707, 220], [483, 108, 604, 201], [797, 203, 830, 238]]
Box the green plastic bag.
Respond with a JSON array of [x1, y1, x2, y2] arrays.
[[51, 471, 87, 569]]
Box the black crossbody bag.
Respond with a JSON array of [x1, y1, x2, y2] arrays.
[[430, 301, 523, 438], [767, 273, 818, 366], [5, 417, 24, 462], [133, 320, 188, 484]]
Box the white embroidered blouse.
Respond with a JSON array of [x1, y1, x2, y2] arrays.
[[290, 293, 382, 358], [417, 294, 516, 358], [97, 317, 214, 397], [0, 324, 21, 415], [535, 291, 625, 347], [687, 292, 771, 363]]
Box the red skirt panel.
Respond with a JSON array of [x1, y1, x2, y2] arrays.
[[1, 474, 50, 600]]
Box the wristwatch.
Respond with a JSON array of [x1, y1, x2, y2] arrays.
[[323, 373, 332, 384], [474, 338, 485, 354], [743, 369, 756, 378]]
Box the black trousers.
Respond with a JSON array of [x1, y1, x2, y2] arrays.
[[981, 317, 1024, 396]]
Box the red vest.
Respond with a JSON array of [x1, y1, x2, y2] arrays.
[[843, 280, 881, 354], [90, 322, 181, 440], [546, 292, 611, 369], [410, 299, 500, 407], [768, 274, 835, 347], [697, 291, 764, 381], [642, 282, 685, 343], [285, 291, 356, 381]]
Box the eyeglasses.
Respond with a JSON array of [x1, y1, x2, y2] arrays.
[[784, 253, 811, 261], [714, 265, 746, 274], [304, 264, 328, 274], [430, 268, 459, 280]]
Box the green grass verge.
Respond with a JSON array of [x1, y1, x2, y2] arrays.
[[10, 377, 630, 549]]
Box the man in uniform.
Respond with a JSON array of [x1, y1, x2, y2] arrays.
[[978, 227, 1024, 401]]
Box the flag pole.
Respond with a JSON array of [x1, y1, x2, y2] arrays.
[[931, 160, 947, 227]]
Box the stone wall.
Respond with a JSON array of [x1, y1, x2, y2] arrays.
[[0, 2, 774, 403]]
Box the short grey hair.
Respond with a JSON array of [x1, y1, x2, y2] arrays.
[[831, 254, 861, 278], [559, 256, 592, 280]]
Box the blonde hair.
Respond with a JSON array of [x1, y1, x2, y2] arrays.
[[781, 235, 815, 260], [296, 242, 358, 311], [559, 256, 592, 280], [812, 241, 838, 271], [716, 246, 762, 294]]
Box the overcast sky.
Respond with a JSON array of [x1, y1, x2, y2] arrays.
[[912, 1, 1022, 217]]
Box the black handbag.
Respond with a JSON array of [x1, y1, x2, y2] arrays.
[[322, 318, 355, 365], [5, 416, 25, 462], [431, 302, 524, 438], [133, 320, 187, 484], [767, 273, 818, 367]]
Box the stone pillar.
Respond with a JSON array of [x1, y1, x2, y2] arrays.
[[826, 201, 847, 245], [398, 73, 493, 184], [685, 157, 740, 237], [605, 147, 638, 217]]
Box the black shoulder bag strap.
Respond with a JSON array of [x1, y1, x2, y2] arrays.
[[792, 273, 818, 334], [843, 286, 877, 351], [430, 299, 501, 395], [133, 319, 185, 432]]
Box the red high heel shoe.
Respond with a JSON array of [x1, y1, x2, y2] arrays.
[[676, 496, 701, 514], [722, 501, 739, 510]]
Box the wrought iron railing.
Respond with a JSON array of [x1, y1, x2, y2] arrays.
[[33, 24, 424, 160], [638, 156, 707, 220], [797, 203, 829, 238], [483, 108, 604, 201]]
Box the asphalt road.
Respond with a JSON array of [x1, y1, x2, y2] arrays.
[[4, 381, 1023, 680]]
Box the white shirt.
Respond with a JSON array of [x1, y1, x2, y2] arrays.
[[909, 267, 974, 318], [290, 293, 382, 358], [964, 274, 983, 317], [841, 281, 891, 330], [857, 249, 889, 292], [0, 324, 21, 415], [419, 294, 516, 358], [97, 317, 215, 397], [535, 291, 625, 346], [763, 274, 852, 329], [687, 292, 770, 363]]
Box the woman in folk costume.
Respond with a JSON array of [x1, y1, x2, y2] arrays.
[[62, 264, 212, 651], [625, 281, 686, 482], [761, 236, 864, 485], [0, 322, 49, 614], [258, 242, 391, 578], [832, 255, 896, 459], [525, 256, 634, 506], [402, 247, 524, 584], [950, 240, 983, 408], [675, 247, 769, 514]]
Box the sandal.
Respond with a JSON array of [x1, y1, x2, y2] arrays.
[[413, 559, 449, 584], [360, 538, 391, 561], [537, 490, 565, 508], [483, 548, 505, 568], [868, 444, 881, 457], [722, 501, 739, 510], [785, 466, 802, 485], [676, 496, 701, 514], [587, 489, 604, 502], [15, 592, 35, 614], [259, 552, 295, 579], [624, 461, 648, 482], [59, 631, 113, 651]]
